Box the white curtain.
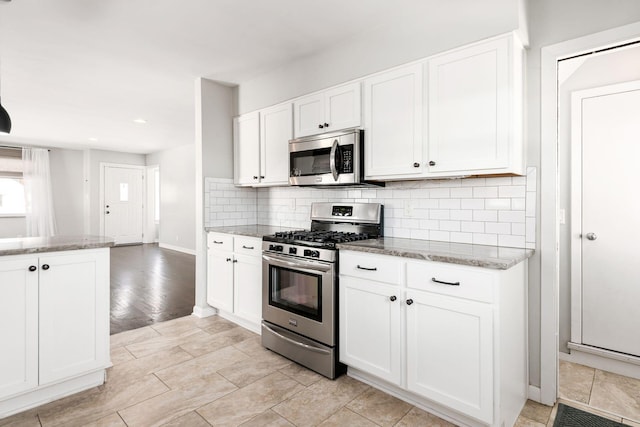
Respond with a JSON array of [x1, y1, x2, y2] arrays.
[[23, 148, 57, 237]]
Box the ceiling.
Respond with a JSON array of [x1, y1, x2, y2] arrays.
[[0, 0, 518, 154]]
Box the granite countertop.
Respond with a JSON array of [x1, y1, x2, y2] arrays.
[[337, 237, 534, 270], [0, 235, 115, 256], [205, 224, 302, 238]]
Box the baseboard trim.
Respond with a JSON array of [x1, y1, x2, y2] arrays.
[[192, 305, 217, 318], [528, 385, 542, 403], [159, 243, 196, 255], [562, 346, 640, 380]]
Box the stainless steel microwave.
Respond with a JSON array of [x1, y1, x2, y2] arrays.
[[289, 128, 363, 186]]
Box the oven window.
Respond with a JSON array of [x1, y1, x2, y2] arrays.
[[290, 147, 332, 177], [269, 265, 322, 321]]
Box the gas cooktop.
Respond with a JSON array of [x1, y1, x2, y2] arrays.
[[264, 230, 372, 248]]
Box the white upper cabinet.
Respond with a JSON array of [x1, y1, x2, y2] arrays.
[[260, 103, 292, 186], [234, 103, 292, 187], [426, 34, 524, 176], [233, 111, 260, 186], [293, 82, 361, 138], [364, 63, 424, 179]]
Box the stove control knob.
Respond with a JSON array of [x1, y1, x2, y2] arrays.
[[269, 244, 284, 252], [289, 247, 297, 255], [304, 249, 320, 258]]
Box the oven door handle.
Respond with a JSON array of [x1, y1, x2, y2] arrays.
[[262, 254, 332, 273], [262, 323, 331, 355], [329, 138, 339, 181]]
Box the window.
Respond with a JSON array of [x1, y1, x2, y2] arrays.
[[0, 148, 25, 216]]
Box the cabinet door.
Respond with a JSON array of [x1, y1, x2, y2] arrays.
[[364, 63, 424, 179], [406, 291, 494, 424], [39, 250, 110, 385], [339, 276, 402, 385], [260, 103, 292, 186], [427, 37, 511, 174], [324, 83, 361, 132], [0, 257, 38, 399], [207, 249, 234, 313], [293, 93, 324, 138], [234, 112, 260, 185], [233, 253, 262, 326]]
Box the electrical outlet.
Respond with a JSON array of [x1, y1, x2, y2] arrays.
[[289, 198, 296, 210], [403, 200, 414, 217], [559, 209, 566, 225]]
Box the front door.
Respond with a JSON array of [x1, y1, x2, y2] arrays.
[[104, 165, 144, 245], [571, 80, 640, 357]]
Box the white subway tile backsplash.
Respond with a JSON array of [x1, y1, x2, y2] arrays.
[[486, 222, 511, 235], [461, 221, 484, 233], [473, 210, 498, 222], [205, 170, 537, 249], [473, 233, 498, 246], [461, 199, 485, 210], [473, 186, 498, 198], [498, 210, 526, 223], [499, 186, 526, 198], [485, 198, 511, 210]]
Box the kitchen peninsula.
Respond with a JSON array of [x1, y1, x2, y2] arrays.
[[0, 235, 114, 418]]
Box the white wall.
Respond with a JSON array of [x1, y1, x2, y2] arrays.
[[557, 44, 640, 353], [194, 78, 235, 316], [49, 148, 84, 235], [85, 148, 146, 235], [236, 2, 518, 114], [146, 144, 196, 252]]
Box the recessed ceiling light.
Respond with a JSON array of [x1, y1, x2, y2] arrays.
[[88, 137, 98, 142], [133, 118, 147, 124]]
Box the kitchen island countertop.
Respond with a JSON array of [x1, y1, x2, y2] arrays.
[[0, 235, 115, 256], [337, 237, 534, 270], [205, 224, 302, 238]]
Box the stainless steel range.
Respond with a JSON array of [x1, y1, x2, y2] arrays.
[[261, 202, 383, 379]]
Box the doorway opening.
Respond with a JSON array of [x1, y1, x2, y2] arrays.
[[545, 30, 640, 421]]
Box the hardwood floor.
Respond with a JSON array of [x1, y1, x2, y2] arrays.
[[110, 244, 195, 335]]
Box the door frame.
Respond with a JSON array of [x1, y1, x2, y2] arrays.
[[99, 162, 146, 241], [540, 21, 640, 405]]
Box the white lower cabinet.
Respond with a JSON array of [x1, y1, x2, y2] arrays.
[[406, 291, 494, 423], [339, 277, 402, 385], [0, 248, 110, 418], [339, 250, 528, 427], [206, 232, 262, 333]]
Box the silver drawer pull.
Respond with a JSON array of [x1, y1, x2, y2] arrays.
[[242, 245, 254, 250], [432, 277, 460, 286], [357, 265, 377, 271], [213, 240, 224, 244]]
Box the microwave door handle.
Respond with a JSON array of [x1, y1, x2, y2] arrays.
[[262, 254, 332, 273], [329, 139, 339, 181]]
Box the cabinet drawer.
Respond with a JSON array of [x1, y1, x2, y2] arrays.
[[207, 233, 232, 251], [406, 261, 494, 303], [340, 251, 404, 285], [234, 237, 261, 256]]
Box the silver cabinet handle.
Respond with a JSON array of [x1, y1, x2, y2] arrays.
[[431, 277, 460, 286], [585, 233, 597, 241]]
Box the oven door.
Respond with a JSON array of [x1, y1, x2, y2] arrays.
[[262, 252, 335, 345]]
